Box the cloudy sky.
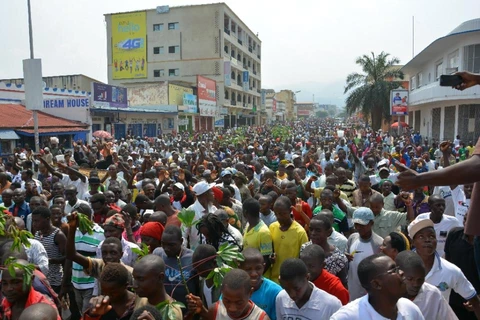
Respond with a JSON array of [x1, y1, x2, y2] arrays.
[[1, 0, 479, 107]]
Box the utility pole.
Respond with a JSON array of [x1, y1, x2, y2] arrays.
[[27, 0, 40, 153]]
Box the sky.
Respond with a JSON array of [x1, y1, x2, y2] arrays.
[[1, 0, 479, 108]]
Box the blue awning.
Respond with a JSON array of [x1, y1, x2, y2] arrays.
[[0, 130, 21, 140], [91, 105, 178, 114]]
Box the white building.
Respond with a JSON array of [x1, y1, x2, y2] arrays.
[[401, 18, 480, 143]]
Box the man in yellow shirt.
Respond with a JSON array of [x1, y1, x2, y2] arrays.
[[269, 197, 308, 283], [243, 198, 273, 272]]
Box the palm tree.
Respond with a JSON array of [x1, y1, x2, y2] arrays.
[[344, 52, 404, 130]]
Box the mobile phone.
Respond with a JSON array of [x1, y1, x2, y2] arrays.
[[439, 75, 463, 87]]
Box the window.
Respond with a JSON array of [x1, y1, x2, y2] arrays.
[[153, 47, 164, 54], [168, 22, 179, 30], [169, 68, 179, 76], [417, 73, 423, 87], [168, 46, 180, 54], [435, 61, 443, 79], [153, 69, 164, 77], [410, 76, 416, 90], [464, 44, 480, 73], [447, 50, 459, 72], [153, 24, 164, 31]]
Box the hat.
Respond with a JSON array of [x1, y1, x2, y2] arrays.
[[408, 219, 434, 239], [221, 169, 232, 177], [285, 163, 295, 169], [127, 156, 133, 161], [140, 222, 164, 241], [212, 186, 224, 203], [233, 171, 248, 183], [170, 163, 178, 169], [173, 182, 185, 191], [104, 213, 125, 230], [203, 169, 212, 176], [130, 151, 138, 155], [352, 207, 375, 225], [379, 167, 390, 174], [44, 147, 50, 152], [292, 154, 301, 161], [192, 181, 215, 196], [377, 159, 389, 167]]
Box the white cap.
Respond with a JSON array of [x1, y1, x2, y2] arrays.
[[192, 181, 215, 196], [173, 182, 185, 191]]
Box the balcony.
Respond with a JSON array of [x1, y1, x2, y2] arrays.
[[257, 89, 261, 93], [249, 46, 253, 53], [231, 100, 237, 106], [243, 64, 248, 69], [237, 81, 242, 86], [224, 27, 230, 35], [238, 39, 243, 45], [257, 54, 261, 59], [408, 81, 480, 106]]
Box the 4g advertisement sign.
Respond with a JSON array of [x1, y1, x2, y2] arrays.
[[111, 12, 147, 80]]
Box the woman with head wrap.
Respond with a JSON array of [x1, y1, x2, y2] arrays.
[[380, 231, 410, 260]]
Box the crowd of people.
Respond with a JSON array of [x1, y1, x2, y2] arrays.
[[0, 71, 480, 320]]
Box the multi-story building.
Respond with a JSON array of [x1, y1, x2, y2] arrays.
[[0, 74, 102, 92], [401, 18, 480, 142], [295, 102, 317, 119], [105, 3, 262, 130], [275, 90, 297, 121]]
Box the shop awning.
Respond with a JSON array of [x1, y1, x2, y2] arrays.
[[16, 127, 89, 136], [0, 130, 21, 140], [91, 105, 178, 114]]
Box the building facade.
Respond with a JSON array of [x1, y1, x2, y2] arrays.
[[104, 3, 262, 129], [401, 19, 480, 142], [0, 74, 102, 92], [275, 90, 296, 121]]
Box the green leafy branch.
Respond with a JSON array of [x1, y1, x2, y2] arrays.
[[156, 300, 185, 320], [132, 243, 150, 260], [0, 208, 33, 252], [177, 209, 198, 249], [3, 257, 36, 291], [77, 213, 94, 235]]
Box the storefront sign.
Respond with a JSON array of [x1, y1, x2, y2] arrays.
[[43, 97, 89, 108], [182, 93, 198, 114], [197, 76, 217, 117]]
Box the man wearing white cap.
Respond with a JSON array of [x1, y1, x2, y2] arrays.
[[184, 181, 217, 250], [409, 218, 480, 318], [215, 169, 241, 202]]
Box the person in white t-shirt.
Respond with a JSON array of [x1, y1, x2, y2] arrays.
[[276, 258, 341, 320], [408, 219, 480, 317], [331, 254, 424, 320], [411, 195, 462, 257], [433, 185, 455, 217], [395, 250, 458, 320]]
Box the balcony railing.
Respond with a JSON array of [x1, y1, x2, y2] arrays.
[[248, 46, 253, 53], [238, 39, 243, 45], [224, 27, 230, 35], [257, 54, 261, 59]]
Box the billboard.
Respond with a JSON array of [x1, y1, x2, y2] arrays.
[[272, 99, 277, 112], [168, 84, 193, 105], [128, 83, 168, 107], [197, 76, 217, 117], [391, 89, 408, 115], [92, 83, 128, 108], [182, 93, 198, 114], [23, 59, 43, 111], [111, 12, 147, 80], [242, 71, 249, 91]]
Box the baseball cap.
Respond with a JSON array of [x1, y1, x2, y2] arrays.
[[221, 169, 232, 177], [408, 219, 435, 239], [292, 154, 301, 161], [203, 169, 212, 176], [377, 159, 389, 167], [192, 181, 215, 196], [379, 167, 390, 174], [285, 163, 295, 169], [44, 147, 50, 152], [352, 207, 375, 225], [173, 182, 185, 191]]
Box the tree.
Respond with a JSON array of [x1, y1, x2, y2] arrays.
[[344, 52, 404, 130]]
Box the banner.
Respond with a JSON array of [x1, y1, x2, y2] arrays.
[[182, 93, 198, 114], [242, 71, 249, 91], [92, 83, 128, 108], [168, 84, 193, 105], [391, 89, 408, 115], [214, 117, 224, 127], [197, 76, 217, 117], [224, 61, 231, 87], [128, 83, 168, 106], [111, 12, 147, 80], [272, 99, 277, 112]]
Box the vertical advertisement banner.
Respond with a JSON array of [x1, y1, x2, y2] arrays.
[[272, 99, 277, 112], [197, 76, 217, 117], [390, 89, 409, 115], [111, 12, 147, 80], [242, 71, 249, 91], [224, 61, 231, 87]]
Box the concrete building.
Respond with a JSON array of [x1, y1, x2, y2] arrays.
[[275, 90, 297, 121], [295, 102, 317, 119], [105, 3, 262, 130], [401, 18, 480, 142], [0, 74, 103, 92]]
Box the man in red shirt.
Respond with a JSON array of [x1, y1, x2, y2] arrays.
[[300, 243, 349, 305], [284, 181, 312, 230], [1, 259, 61, 320]]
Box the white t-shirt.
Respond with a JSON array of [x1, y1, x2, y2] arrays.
[[433, 186, 455, 217], [62, 174, 89, 199], [412, 282, 458, 320], [347, 239, 374, 301], [451, 186, 469, 225], [425, 252, 477, 302], [413, 213, 462, 257], [276, 283, 341, 320], [331, 295, 424, 320], [203, 281, 214, 308]]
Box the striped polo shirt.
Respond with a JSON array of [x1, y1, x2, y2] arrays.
[[72, 224, 105, 290]]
